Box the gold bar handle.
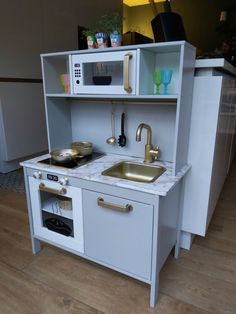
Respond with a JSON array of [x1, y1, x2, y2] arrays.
[[123, 53, 133, 93], [97, 197, 133, 213], [39, 182, 67, 195]]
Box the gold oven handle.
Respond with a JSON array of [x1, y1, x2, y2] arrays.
[[39, 182, 67, 196], [123, 53, 133, 93], [97, 197, 133, 213]]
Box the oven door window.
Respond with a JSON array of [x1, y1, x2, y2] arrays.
[[29, 177, 84, 253], [41, 194, 73, 237]]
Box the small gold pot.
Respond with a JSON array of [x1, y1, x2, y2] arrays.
[[51, 148, 79, 163], [71, 141, 93, 157]]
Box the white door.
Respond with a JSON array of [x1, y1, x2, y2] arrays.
[[29, 176, 84, 253]]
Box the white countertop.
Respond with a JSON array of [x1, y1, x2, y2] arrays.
[[21, 153, 191, 196], [195, 58, 236, 76]]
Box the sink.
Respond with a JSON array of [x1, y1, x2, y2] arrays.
[[102, 161, 166, 183]]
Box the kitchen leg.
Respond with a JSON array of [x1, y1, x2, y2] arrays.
[[150, 195, 160, 308], [150, 273, 159, 307], [31, 237, 41, 254]]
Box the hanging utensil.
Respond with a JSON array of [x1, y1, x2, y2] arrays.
[[118, 112, 126, 147], [106, 111, 116, 145]]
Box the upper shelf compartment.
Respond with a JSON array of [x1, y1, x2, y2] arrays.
[[41, 41, 194, 100], [138, 47, 181, 96], [42, 54, 71, 95]]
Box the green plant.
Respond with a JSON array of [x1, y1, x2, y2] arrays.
[[82, 29, 96, 37], [99, 12, 123, 34]]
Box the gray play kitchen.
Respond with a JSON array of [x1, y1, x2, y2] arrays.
[[21, 41, 195, 307]]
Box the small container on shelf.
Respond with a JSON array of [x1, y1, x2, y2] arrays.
[[95, 32, 109, 48], [110, 31, 122, 47], [59, 74, 70, 93], [57, 196, 72, 210]]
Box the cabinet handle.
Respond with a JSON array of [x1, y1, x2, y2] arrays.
[[39, 182, 67, 196], [97, 197, 133, 212], [123, 53, 133, 93]]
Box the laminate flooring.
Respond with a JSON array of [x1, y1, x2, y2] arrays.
[[0, 159, 235, 314]]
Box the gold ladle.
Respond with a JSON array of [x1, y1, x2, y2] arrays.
[[106, 111, 116, 145]]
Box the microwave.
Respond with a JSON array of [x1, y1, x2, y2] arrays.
[[71, 50, 137, 95]]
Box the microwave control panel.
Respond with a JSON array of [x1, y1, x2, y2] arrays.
[[73, 63, 82, 86]]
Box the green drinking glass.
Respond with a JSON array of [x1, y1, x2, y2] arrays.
[[153, 71, 162, 95]]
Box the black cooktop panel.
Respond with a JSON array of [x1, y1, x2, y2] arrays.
[[38, 152, 104, 169]]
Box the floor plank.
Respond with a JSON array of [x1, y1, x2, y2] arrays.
[[160, 259, 236, 314], [0, 260, 104, 314], [0, 227, 34, 270], [0, 190, 27, 213], [23, 246, 208, 314], [194, 232, 236, 256], [179, 244, 236, 285]]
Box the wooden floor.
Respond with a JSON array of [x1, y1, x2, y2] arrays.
[[0, 160, 236, 314]]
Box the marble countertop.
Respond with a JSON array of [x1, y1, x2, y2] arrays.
[[21, 153, 191, 196]]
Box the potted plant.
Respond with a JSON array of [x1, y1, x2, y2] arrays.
[[98, 12, 123, 47], [95, 31, 109, 48], [96, 16, 110, 48], [82, 29, 97, 49]]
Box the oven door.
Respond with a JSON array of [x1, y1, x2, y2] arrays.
[[72, 50, 137, 95], [29, 177, 84, 253]]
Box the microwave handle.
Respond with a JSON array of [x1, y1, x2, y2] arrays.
[[123, 53, 133, 93]]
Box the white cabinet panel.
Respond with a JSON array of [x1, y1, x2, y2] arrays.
[[0, 83, 48, 161], [181, 76, 222, 236], [182, 73, 236, 238]]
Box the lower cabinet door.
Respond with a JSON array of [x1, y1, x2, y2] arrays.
[[83, 190, 153, 281]]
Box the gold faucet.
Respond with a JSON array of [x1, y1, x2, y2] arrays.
[[136, 123, 159, 163]]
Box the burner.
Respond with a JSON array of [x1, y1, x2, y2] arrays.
[[38, 152, 104, 169]]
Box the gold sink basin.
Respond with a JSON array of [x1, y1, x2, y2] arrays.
[[102, 161, 166, 183]]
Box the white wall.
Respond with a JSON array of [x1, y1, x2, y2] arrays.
[[0, 0, 122, 79], [0, 1, 43, 78]]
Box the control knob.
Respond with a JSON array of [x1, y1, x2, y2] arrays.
[[59, 177, 69, 186], [33, 171, 42, 179]]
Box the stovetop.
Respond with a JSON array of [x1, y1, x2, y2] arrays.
[[38, 152, 104, 169]]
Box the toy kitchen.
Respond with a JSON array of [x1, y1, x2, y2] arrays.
[[21, 41, 196, 307]]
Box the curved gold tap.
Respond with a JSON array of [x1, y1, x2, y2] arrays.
[[136, 123, 152, 145], [136, 123, 159, 163]]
